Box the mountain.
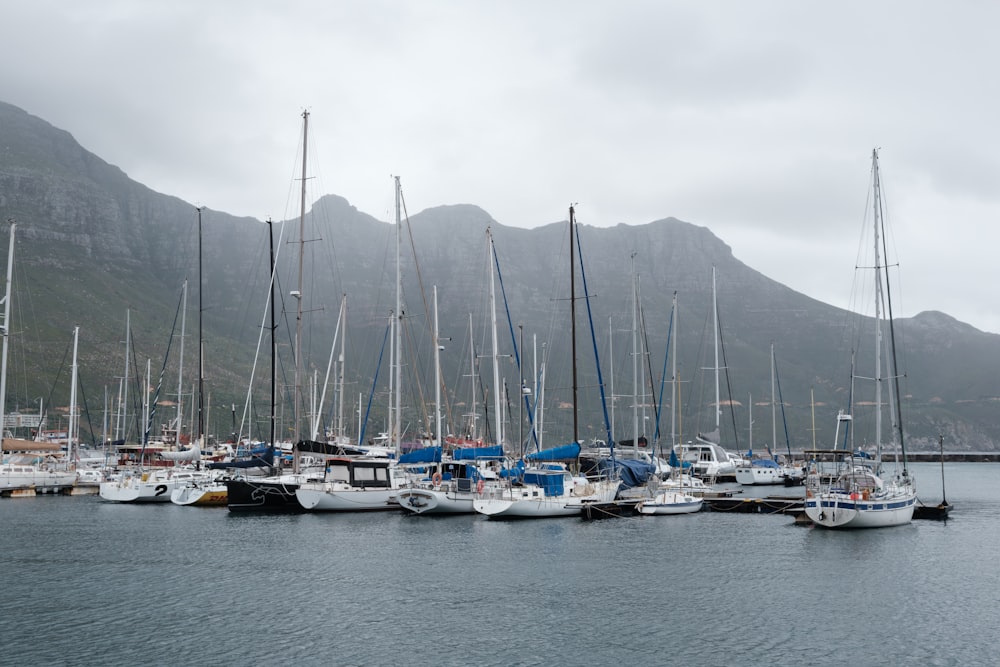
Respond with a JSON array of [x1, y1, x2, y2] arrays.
[[2, 99, 999, 452]]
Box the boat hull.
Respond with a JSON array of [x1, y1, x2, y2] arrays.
[[397, 487, 475, 514], [171, 484, 228, 506], [295, 484, 399, 511], [100, 478, 176, 502], [473, 480, 618, 519], [637, 491, 703, 515], [1, 467, 77, 493], [804, 494, 916, 529], [226, 478, 303, 512]]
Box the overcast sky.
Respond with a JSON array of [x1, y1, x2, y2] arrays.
[[5, 1, 999, 332]]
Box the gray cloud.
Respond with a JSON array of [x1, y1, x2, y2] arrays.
[[4, 0, 1000, 332]]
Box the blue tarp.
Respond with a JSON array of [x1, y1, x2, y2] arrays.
[[523, 470, 565, 496], [207, 445, 274, 470], [452, 445, 504, 461], [500, 460, 525, 479], [750, 458, 781, 469], [398, 446, 443, 464], [525, 442, 581, 462], [582, 457, 654, 488]]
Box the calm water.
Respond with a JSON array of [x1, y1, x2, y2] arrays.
[[1, 462, 995, 667]]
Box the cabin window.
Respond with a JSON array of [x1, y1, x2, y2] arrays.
[[327, 464, 350, 482]]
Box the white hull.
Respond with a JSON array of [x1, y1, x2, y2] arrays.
[[1, 465, 77, 493], [804, 492, 916, 529], [100, 478, 175, 502], [637, 490, 703, 515], [170, 483, 228, 506], [100, 470, 208, 503], [397, 487, 475, 514], [473, 479, 618, 519], [295, 483, 399, 511]]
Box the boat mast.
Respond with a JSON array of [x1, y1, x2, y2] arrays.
[[670, 292, 678, 456], [433, 285, 442, 447], [771, 343, 777, 459], [393, 175, 402, 457], [267, 218, 277, 451], [176, 280, 187, 445], [68, 326, 79, 463], [197, 206, 205, 451], [873, 148, 910, 478], [467, 313, 477, 441], [712, 266, 721, 435], [569, 205, 579, 444], [293, 111, 309, 459], [121, 309, 130, 442], [631, 252, 639, 457], [488, 229, 502, 449], [0, 220, 15, 444], [871, 151, 884, 466]]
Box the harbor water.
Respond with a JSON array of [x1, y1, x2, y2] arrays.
[[1, 462, 995, 666]]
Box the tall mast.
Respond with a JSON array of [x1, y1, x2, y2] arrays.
[[267, 219, 277, 450], [670, 292, 678, 453], [0, 221, 15, 443], [196, 206, 205, 449], [433, 285, 442, 447], [871, 150, 884, 464], [68, 326, 79, 463], [176, 280, 187, 444], [569, 205, 579, 444], [468, 313, 477, 440], [337, 294, 347, 442], [712, 266, 720, 434], [771, 343, 777, 458], [488, 229, 502, 448], [393, 175, 402, 456], [121, 309, 130, 442], [631, 252, 639, 457], [293, 110, 309, 452]]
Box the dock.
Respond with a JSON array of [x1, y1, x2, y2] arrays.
[[704, 495, 804, 515]]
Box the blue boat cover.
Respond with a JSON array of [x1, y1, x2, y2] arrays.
[[207, 444, 275, 470], [452, 445, 504, 461], [523, 470, 565, 496], [525, 443, 581, 462], [751, 458, 780, 469], [398, 446, 443, 464]]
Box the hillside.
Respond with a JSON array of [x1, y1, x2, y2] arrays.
[[2, 100, 999, 452]]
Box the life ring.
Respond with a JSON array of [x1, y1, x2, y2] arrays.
[[476, 479, 485, 495], [431, 472, 443, 486]]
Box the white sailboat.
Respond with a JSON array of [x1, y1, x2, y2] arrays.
[[295, 175, 410, 512], [804, 149, 916, 529], [473, 206, 618, 519], [0, 222, 77, 496], [681, 267, 741, 480], [637, 295, 703, 515], [735, 345, 786, 485]]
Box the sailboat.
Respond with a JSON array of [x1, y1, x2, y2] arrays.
[[803, 149, 917, 529], [636, 294, 703, 515], [0, 224, 78, 495], [227, 113, 327, 512], [473, 206, 618, 519], [294, 175, 408, 512], [679, 267, 742, 480], [396, 281, 507, 515], [735, 344, 786, 485], [103, 214, 212, 503]]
